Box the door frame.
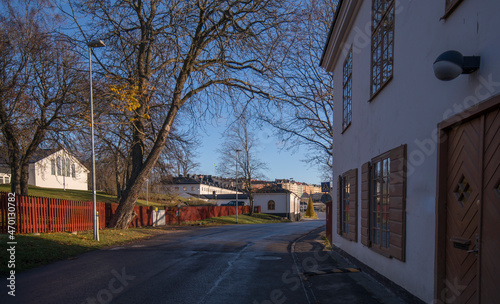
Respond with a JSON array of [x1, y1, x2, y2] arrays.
[[435, 93, 500, 302]]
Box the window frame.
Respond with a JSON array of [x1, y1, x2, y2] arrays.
[[361, 145, 407, 261], [268, 200, 276, 211], [370, 0, 395, 99], [342, 48, 353, 132], [370, 151, 391, 254], [51, 159, 56, 175], [338, 168, 358, 241], [56, 157, 62, 176]]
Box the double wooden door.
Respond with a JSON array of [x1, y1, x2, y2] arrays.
[[444, 105, 499, 303]]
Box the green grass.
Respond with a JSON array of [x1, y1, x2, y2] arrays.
[[0, 227, 173, 275], [0, 184, 164, 207], [185, 213, 291, 226]]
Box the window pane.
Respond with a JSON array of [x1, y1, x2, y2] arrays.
[[57, 157, 61, 176], [66, 159, 71, 177], [51, 159, 56, 175]]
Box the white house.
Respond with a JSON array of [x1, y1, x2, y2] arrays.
[[253, 188, 301, 221], [166, 174, 237, 198], [0, 172, 10, 184], [28, 149, 89, 190], [189, 193, 250, 206], [320, 0, 500, 302]]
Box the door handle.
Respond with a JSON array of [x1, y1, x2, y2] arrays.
[[467, 234, 479, 254]]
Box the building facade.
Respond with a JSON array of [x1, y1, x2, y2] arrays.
[[321, 0, 500, 302], [29, 149, 89, 190], [253, 188, 301, 221], [166, 175, 237, 197]]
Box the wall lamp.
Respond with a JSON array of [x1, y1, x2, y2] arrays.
[[433, 50, 480, 81]]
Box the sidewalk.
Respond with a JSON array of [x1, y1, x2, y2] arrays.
[[291, 227, 407, 304]]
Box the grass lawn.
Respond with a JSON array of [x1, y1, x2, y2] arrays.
[[0, 227, 173, 275], [185, 213, 291, 225], [0, 184, 163, 207]]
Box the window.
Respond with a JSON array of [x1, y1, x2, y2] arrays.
[[66, 159, 71, 177], [183, 187, 187, 191], [51, 159, 56, 175], [361, 145, 406, 261], [191, 187, 195, 191], [61, 157, 66, 177], [444, 0, 464, 18], [71, 164, 76, 178], [337, 169, 358, 241], [371, 0, 395, 97], [56, 157, 62, 176], [371, 154, 390, 249], [268, 200, 275, 210], [343, 48, 353, 131]]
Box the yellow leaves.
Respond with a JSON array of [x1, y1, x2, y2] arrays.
[[106, 76, 154, 120], [109, 83, 141, 112]]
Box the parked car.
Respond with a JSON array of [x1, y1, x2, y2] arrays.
[[222, 201, 246, 206]]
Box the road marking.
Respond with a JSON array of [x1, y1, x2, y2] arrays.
[[303, 267, 361, 276], [255, 256, 282, 260]]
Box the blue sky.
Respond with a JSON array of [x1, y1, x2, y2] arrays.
[[195, 123, 324, 185]]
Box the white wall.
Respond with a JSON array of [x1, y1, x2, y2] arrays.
[[31, 150, 88, 191], [170, 184, 237, 196], [254, 193, 300, 216], [328, 0, 500, 302]]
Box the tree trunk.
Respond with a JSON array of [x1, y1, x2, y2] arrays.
[[20, 162, 29, 195], [249, 192, 255, 216], [10, 163, 21, 194]]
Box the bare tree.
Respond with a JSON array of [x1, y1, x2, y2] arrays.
[[65, 0, 291, 228], [259, 0, 338, 180], [217, 112, 267, 215], [167, 133, 200, 177], [0, 0, 86, 194]]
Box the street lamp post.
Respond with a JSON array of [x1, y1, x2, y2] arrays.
[[88, 39, 105, 241], [235, 149, 242, 224]]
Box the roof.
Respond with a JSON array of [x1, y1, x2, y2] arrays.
[[254, 185, 293, 194], [0, 148, 88, 171], [29, 149, 60, 163], [319, 0, 343, 67], [169, 174, 236, 191]]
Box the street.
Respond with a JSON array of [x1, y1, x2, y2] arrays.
[[3, 217, 405, 304]]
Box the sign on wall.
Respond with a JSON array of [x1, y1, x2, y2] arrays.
[[321, 182, 331, 193]]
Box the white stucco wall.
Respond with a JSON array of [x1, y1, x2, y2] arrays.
[[328, 0, 500, 302], [171, 184, 237, 196], [254, 193, 300, 216], [31, 150, 88, 191]]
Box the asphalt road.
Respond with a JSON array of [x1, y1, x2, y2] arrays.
[[3, 215, 405, 304], [4, 219, 326, 304]]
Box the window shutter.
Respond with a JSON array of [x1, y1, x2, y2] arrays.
[[337, 175, 342, 236], [347, 169, 358, 242], [361, 162, 371, 247], [388, 144, 407, 261]]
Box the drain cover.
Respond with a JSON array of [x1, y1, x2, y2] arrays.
[[255, 256, 282, 260]]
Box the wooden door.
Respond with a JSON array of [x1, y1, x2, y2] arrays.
[[479, 108, 500, 302], [446, 117, 481, 304], [444, 106, 500, 304]]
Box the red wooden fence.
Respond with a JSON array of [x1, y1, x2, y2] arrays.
[[0, 192, 260, 234]]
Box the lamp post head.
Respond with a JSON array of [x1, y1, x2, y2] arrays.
[[87, 39, 105, 48]]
